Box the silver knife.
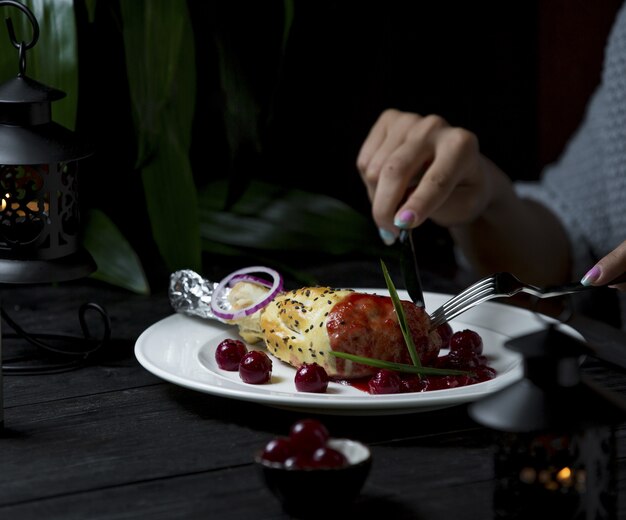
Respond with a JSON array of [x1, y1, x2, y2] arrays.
[[399, 229, 425, 308]]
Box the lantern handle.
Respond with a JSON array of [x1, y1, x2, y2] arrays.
[[1, 0, 39, 51]]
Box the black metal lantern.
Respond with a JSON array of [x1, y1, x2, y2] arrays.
[[469, 325, 626, 519], [0, 2, 109, 393], [0, 0, 95, 284]]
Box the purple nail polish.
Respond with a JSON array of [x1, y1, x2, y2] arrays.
[[394, 210, 416, 229], [581, 265, 601, 286]]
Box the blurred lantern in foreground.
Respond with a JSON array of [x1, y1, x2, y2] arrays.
[[469, 325, 626, 520], [0, 0, 95, 284]]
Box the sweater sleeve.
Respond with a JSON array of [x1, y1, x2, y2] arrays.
[[514, 87, 607, 280], [514, 3, 626, 328]]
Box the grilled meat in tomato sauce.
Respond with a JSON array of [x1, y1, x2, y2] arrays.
[[228, 284, 442, 379]]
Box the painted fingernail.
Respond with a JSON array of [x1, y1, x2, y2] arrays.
[[581, 265, 601, 286], [378, 228, 396, 246], [394, 210, 416, 229]]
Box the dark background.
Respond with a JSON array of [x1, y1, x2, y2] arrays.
[[75, 0, 623, 285]]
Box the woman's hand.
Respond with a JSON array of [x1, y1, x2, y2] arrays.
[[356, 109, 498, 244], [581, 240, 626, 290]]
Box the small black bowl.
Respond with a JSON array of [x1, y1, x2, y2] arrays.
[[255, 438, 372, 517]]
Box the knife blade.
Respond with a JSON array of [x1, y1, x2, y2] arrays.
[[399, 229, 425, 308]]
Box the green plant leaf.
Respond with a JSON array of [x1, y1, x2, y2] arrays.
[[141, 116, 200, 271], [215, 37, 262, 164], [83, 208, 150, 295], [0, 0, 78, 130], [281, 0, 295, 50], [120, 0, 200, 272], [198, 179, 384, 256], [85, 0, 97, 23]]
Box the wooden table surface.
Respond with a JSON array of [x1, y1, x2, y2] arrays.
[[1, 265, 625, 520]]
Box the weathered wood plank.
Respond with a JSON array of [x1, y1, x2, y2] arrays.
[[0, 464, 495, 520], [2, 280, 172, 406]]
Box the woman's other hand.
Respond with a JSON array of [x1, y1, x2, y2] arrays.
[[581, 240, 626, 290]]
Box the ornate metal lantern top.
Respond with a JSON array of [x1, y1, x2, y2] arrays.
[[0, 75, 92, 164]]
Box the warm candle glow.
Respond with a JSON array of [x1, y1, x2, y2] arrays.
[[0, 192, 10, 212], [519, 467, 536, 484], [556, 466, 574, 487], [557, 466, 571, 481]]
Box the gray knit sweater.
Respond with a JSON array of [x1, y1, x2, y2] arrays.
[[515, 3, 626, 327]]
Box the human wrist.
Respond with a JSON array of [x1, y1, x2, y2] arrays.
[[480, 157, 514, 219]]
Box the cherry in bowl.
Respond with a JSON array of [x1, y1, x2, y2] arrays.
[[255, 419, 372, 517]]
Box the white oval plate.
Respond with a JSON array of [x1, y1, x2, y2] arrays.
[[135, 290, 554, 415]]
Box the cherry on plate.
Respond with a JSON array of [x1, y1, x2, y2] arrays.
[[450, 329, 483, 356], [215, 338, 248, 371], [400, 374, 428, 393], [368, 369, 402, 394], [239, 350, 272, 384], [294, 362, 329, 393]]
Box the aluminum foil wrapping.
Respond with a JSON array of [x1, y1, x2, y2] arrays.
[[169, 269, 225, 321]]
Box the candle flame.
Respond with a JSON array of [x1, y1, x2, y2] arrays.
[[556, 467, 572, 482]]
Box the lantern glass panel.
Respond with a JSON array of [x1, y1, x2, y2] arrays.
[[0, 161, 80, 260]]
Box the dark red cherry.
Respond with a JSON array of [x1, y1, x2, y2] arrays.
[[368, 369, 402, 394], [289, 419, 329, 454], [471, 365, 497, 383], [239, 350, 272, 384], [284, 453, 315, 469], [310, 446, 348, 468], [426, 374, 472, 391], [260, 436, 294, 464], [215, 338, 248, 370], [444, 350, 483, 370], [400, 374, 428, 393], [450, 329, 483, 356], [295, 362, 329, 393]]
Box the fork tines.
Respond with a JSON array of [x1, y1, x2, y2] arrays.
[[429, 276, 496, 329]]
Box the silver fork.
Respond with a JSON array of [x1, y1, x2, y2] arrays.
[[428, 271, 626, 330]]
